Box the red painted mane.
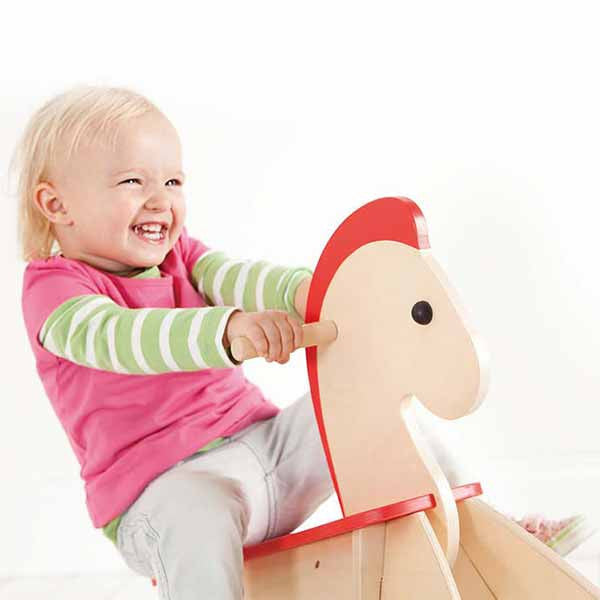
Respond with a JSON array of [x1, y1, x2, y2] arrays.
[[305, 196, 430, 516]]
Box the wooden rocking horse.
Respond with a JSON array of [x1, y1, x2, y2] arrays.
[[153, 196, 600, 598]]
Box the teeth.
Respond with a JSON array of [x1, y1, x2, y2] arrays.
[[141, 231, 163, 240], [132, 224, 165, 241], [135, 223, 163, 232]]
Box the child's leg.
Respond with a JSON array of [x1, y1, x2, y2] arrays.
[[115, 392, 333, 599], [232, 390, 336, 539], [116, 467, 251, 600]]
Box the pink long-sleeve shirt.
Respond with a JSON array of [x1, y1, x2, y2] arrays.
[[21, 227, 285, 528]]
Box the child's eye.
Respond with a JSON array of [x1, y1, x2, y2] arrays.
[[119, 178, 182, 186]]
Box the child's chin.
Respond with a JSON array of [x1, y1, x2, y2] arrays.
[[136, 255, 164, 266]]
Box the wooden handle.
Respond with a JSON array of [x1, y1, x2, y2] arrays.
[[230, 320, 338, 363]]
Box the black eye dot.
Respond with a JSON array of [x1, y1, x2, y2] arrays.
[[412, 300, 433, 325]]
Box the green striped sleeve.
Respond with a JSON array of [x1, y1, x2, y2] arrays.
[[38, 294, 242, 373], [190, 250, 313, 323]]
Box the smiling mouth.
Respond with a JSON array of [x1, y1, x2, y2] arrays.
[[131, 225, 168, 244]]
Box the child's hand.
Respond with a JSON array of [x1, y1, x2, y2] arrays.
[[224, 310, 304, 364]]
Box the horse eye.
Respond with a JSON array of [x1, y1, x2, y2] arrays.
[[412, 300, 433, 325]]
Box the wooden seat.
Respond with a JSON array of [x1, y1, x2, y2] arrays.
[[244, 483, 482, 561]]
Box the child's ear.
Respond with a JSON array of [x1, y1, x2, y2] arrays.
[[33, 182, 74, 226]]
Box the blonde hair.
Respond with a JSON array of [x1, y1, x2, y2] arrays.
[[9, 85, 164, 262]]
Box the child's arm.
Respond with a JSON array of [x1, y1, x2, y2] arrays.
[[189, 249, 312, 324], [38, 294, 243, 372], [178, 227, 312, 324], [293, 275, 311, 322]]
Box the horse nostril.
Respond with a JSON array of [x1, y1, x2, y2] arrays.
[[412, 301, 433, 325]]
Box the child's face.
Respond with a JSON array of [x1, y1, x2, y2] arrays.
[[37, 111, 186, 276]]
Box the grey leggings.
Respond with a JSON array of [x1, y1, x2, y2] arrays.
[[114, 391, 467, 599], [115, 391, 335, 599]]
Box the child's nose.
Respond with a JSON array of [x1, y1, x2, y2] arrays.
[[145, 192, 172, 209]]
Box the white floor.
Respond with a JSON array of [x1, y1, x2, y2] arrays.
[[2, 535, 599, 599], [0, 573, 156, 600]]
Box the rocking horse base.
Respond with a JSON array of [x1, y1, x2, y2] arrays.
[[241, 488, 600, 599], [243, 509, 459, 599]]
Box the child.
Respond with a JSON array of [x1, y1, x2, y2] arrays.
[[13, 85, 592, 599]]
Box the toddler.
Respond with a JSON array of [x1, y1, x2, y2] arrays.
[[14, 85, 592, 599]]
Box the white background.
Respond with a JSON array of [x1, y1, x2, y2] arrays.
[[1, 0, 599, 577]]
